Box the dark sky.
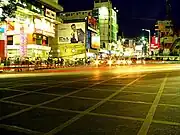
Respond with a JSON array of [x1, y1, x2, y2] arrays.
[[59, 0, 180, 37]]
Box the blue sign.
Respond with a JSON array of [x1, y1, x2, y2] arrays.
[[0, 28, 5, 33]]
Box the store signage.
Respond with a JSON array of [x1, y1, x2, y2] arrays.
[[42, 20, 55, 37], [20, 26, 27, 57], [0, 28, 4, 33], [31, 5, 42, 14], [45, 8, 56, 19], [151, 36, 160, 49], [88, 16, 97, 30], [34, 18, 43, 34], [17, 0, 27, 8]]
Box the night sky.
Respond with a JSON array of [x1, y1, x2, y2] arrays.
[[59, 0, 180, 38]]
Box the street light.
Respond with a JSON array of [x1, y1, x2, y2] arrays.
[[57, 50, 60, 58], [142, 29, 151, 54]]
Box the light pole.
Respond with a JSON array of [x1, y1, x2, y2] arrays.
[[142, 29, 151, 55]]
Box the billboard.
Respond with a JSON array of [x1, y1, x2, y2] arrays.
[[91, 33, 100, 49], [58, 22, 85, 44], [88, 16, 97, 30], [151, 36, 160, 50]]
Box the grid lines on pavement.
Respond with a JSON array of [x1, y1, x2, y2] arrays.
[[44, 74, 147, 135], [0, 71, 180, 135]]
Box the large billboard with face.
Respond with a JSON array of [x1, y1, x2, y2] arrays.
[[58, 22, 85, 44]]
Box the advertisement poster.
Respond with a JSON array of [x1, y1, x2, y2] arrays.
[[20, 26, 27, 57], [58, 22, 85, 44], [151, 36, 160, 50], [91, 33, 100, 49]]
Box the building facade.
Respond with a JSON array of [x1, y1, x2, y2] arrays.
[[93, 0, 118, 49], [59, 0, 118, 51], [52, 15, 100, 59], [0, 0, 63, 60]]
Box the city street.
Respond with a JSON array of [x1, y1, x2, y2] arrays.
[[0, 64, 180, 135]]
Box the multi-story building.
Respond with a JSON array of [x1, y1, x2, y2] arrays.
[[59, 0, 118, 51], [93, 0, 118, 49], [0, 0, 63, 60]]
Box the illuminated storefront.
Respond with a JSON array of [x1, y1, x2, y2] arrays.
[[5, 7, 58, 60], [0, 0, 63, 60]]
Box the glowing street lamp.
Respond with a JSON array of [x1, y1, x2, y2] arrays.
[[143, 40, 146, 44], [142, 29, 151, 53], [141, 36, 145, 41]]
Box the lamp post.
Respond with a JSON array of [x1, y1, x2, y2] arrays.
[[57, 50, 60, 58], [142, 29, 151, 55]]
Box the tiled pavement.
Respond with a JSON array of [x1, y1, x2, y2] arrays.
[[0, 70, 180, 135]]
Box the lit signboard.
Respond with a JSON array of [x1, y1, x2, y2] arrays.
[[33, 17, 55, 37], [45, 8, 56, 19], [58, 22, 85, 44], [31, 5, 42, 14], [91, 33, 100, 49], [99, 7, 109, 19], [0, 28, 5, 33], [88, 16, 97, 30], [34, 18, 43, 34], [17, 0, 27, 8], [42, 19, 55, 37]]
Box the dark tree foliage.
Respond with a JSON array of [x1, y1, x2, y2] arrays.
[[0, 0, 17, 22]]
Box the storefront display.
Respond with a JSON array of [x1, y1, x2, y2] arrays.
[[2, 1, 57, 59]]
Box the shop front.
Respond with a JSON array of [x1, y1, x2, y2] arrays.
[[7, 44, 51, 60], [5, 11, 56, 60]]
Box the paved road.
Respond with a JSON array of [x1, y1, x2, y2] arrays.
[[0, 64, 180, 135]]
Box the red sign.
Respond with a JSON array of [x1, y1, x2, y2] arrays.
[[88, 16, 97, 30], [0, 40, 5, 59], [151, 36, 160, 50]]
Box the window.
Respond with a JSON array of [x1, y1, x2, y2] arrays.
[[7, 36, 13, 45], [103, 42, 106, 48], [42, 36, 48, 46], [33, 34, 42, 45]]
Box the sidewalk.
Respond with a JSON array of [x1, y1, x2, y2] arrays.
[[0, 65, 114, 74]]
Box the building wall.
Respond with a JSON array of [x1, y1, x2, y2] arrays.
[[58, 0, 118, 51], [94, 0, 112, 9], [1, 0, 63, 59], [93, 0, 118, 49]]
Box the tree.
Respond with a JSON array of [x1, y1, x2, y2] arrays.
[[0, 0, 17, 22]]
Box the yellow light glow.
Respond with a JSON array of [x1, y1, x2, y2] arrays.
[[108, 60, 113, 65], [117, 60, 121, 65], [95, 60, 99, 65], [99, 7, 109, 19]]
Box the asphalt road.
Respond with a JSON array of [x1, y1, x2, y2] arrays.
[[0, 64, 180, 135]]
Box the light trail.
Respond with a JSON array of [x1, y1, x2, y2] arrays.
[[0, 64, 179, 79]]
